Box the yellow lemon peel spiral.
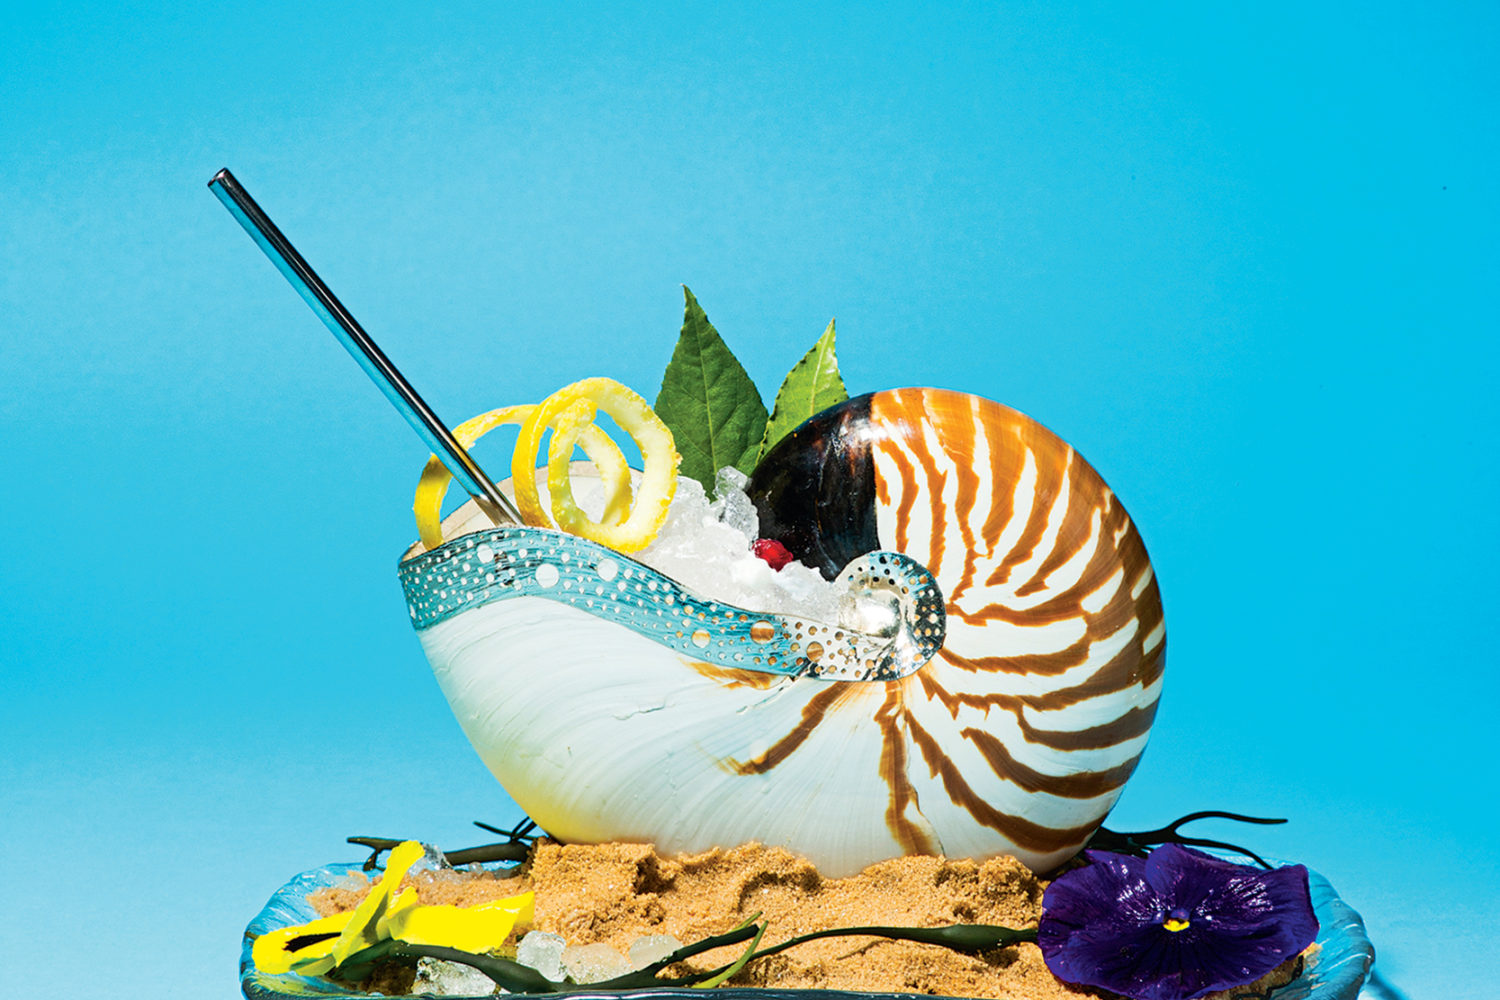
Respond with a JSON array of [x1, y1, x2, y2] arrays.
[[513, 378, 681, 554], [412, 403, 631, 551], [413, 379, 679, 555]]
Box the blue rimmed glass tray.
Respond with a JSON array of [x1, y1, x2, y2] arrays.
[[240, 856, 1374, 1000]]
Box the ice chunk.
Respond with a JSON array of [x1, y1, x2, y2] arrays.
[[715, 488, 759, 539], [532, 465, 850, 629], [415, 841, 452, 872], [515, 930, 566, 982], [712, 465, 749, 496], [628, 933, 684, 969], [635, 471, 844, 625], [561, 942, 633, 984], [710, 466, 760, 539], [413, 956, 497, 996], [671, 471, 704, 503]]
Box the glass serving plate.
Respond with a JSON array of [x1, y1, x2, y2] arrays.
[[240, 852, 1374, 1000]]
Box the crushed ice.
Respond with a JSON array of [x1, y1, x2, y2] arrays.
[[519, 466, 845, 624], [515, 930, 566, 981], [635, 468, 843, 624], [559, 941, 633, 983], [628, 933, 683, 969], [516, 929, 687, 985], [413, 956, 497, 996]]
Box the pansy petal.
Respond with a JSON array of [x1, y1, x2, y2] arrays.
[[1095, 928, 1202, 1000], [1040, 852, 1165, 989], [376, 886, 421, 939], [330, 840, 427, 968], [1040, 847, 1320, 1000], [1044, 852, 1157, 932], [388, 891, 534, 953], [1145, 923, 1293, 999], [251, 911, 353, 975], [1142, 845, 1242, 910], [1189, 864, 1319, 987], [1198, 863, 1318, 939], [476, 890, 535, 927]]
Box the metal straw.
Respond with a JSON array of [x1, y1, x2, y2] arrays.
[[207, 168, 521, 526]]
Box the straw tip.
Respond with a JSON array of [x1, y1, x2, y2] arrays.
[[208, 167, 234, 189]]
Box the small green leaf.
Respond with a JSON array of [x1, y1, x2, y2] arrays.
[[655, 287, 769, 488], [691, 918, 766, 988], [757, 319, 848, 465]]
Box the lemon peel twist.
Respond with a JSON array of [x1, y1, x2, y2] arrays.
[[413, 379, 679, 554], [413, 404, 631, 551], [513, 378, 681, 554]]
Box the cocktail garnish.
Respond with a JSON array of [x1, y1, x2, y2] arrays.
[[655, 286, 846, 491], [654, 287, 769, 487], [512, 378, 680, 553], [413, 404, 632, 551], [757, 318, 848, 463], [752, 538, 794, 570]]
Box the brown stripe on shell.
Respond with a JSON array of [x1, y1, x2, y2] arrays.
[[915, 667, 1162, 750], [730, 684, 854, 775], [1013, 618, 1164, 712], [881, 435, 920, 555], [963, 727, 1144, 799], [937, 638, 1093, 677], [1012, 700, 1160, 752], [950, 502, 1127, 627], [1014, 449, 1098, 598], [946, 506, 1154, 647], [870, 389, 952, 580], [943, 395, 985, 598], [873, 389, 989, 600], [875, 683, 939, 855], [903, 709, 1100, 854], [688, 660, 786, 690], [979, 413, 1027, 556], [985, 430, 1067, 588]]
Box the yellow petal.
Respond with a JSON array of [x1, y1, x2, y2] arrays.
[[476, 890, 534, 929], [387, 891, 535, 954], [251, 910, 353, 976], [375, 886, 421, 939], [287, 953, 338, 977], [329, 840, 426, 968]]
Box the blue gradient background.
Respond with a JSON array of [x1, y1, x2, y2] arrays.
[[2, 3, 1495, 998]]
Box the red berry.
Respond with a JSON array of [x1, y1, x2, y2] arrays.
[[752, 538, 794, 571]]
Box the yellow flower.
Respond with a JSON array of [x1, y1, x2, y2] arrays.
[[252, 840, 534, 978], [251, 910, 354, 976], [329, 840, 427, 967], [384, 891, 534, 952]]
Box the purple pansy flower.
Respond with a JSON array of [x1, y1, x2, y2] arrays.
[[1038, 844, 1318, 1000]]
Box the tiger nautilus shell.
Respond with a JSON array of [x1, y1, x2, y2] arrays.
[[398, 387, 1164, 876]]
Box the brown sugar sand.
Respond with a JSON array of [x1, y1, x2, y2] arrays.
[[309, 841, 1307, 999]]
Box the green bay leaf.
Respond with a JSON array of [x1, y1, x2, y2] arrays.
[[757, 318, 848, 464], [655, 287, 768, 488]]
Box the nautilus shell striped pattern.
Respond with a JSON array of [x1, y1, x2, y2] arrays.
[[398, 387, 1163, 877]]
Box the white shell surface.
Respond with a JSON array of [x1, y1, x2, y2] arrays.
[[404, 391, 1165, 876], [419, 596, 913, 873]]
